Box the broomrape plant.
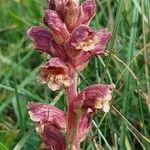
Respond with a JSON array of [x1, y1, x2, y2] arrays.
[[27, 0, 115, 149]]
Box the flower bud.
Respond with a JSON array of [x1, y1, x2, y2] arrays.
[[64, 0, 80, 30], [44, 10, 69, 45]]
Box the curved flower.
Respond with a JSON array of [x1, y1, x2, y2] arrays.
[[38, 57, 73, 91], [27, 26, 67, 60], [27, 102, 66, 150], [73, 84, 115, 112], [65, 25, 111, 69], [44, 10, 70, 45]]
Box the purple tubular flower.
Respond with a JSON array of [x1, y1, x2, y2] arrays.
[[73, 84, 115, 112], [38, 57, 73, 91], [66, 25, 110, 55], [44, 10, 70, 45], [27, 102, 66, 149], [66, 25, 99, 57], [27, 26, 67, 60], [65, 25, 111, 69]]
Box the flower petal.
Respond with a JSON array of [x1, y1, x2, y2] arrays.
[[73, 84, 115, 112], [27, 26, 67, 60], [44, 10, 69, 45], [27, 101, 66, 129], [79, 0, 96, 24], [38, 57, 73, 91]]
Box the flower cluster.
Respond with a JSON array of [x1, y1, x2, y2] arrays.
[[27, 0, 114, 149]]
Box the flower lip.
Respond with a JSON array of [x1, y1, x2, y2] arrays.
[[45, 73, 72, 91], [72, 35, 99, 52]]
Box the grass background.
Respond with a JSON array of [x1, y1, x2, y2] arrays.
[[0, 0, 150, 149]]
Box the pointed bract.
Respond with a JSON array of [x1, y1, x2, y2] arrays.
[[48, 0, 69, 12], [77, 108, 92, 142], [42, 124, 66, 150], [97, 28, 112, 45]]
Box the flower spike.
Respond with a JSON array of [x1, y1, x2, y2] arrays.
[[27, 0, 113, 149]]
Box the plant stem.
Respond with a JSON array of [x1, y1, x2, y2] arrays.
[[66, 73, 79, 150]]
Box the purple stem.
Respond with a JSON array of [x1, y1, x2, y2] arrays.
[[66, 73, 80, 149]]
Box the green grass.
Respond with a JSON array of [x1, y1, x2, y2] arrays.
[[0, 0, 150, 150]]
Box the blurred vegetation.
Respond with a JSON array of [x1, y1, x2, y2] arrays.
[[0, 0, 150, 150]]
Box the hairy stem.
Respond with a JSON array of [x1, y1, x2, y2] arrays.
[[66, 73, 80, 149]]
